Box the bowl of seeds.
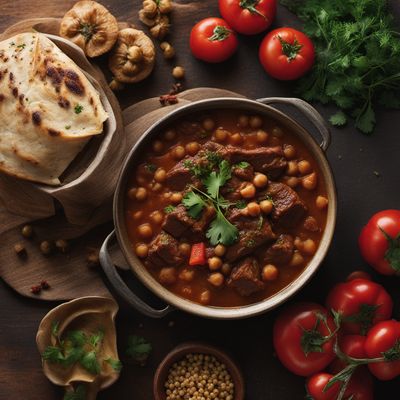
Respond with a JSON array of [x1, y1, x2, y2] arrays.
[[153, 342, 244, 400]]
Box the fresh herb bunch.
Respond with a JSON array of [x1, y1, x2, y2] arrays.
[[63, 385, 86, 400], [281, 0, 400, 134], [126, 335, 152, 366], [183, 158, 239, 246], [42, 321, 122, 375]]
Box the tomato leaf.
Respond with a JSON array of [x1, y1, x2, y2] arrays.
[[380, 228, 400, 272], [382, 339, 400, 361], [344, 303, 380, 335]]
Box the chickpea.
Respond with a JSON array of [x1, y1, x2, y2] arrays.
[[21, 225, 33, 238], [230, 133, 243, 145], [153, 140, 163, 153], [256, 129, 269, 143], [164, 129, 176, 141], [182, 286, 192, 296], [208, 257, 223, 271], [249, 115, 263, 129], [160, 41, 175, 59], [186, 141, 200, 156], [172, 66, 185, 79], [247, 202, 261, 217], [214, 244, 226, 257], [240, 183, 256, 199], [154, 168, 167, 183], [286, 161, 299, 176], [298, 160, 312, 175], [214, 128, 228, 143], [179, 243, 191, 256], [150, 210, 164, 224], [159, 267, 177, 285], [262, 264, 279, 281], [286, 177, 299, 188], [260, 199, 273, 214], [203, 118, 215, 131], [290, 251, 304, 267], [302, 172, 318, 190], [152, 182, 163, 192], [127, 187, 137, 200], [284, 144, 296, 159], [253, 173, 268, 188], [272, 126, 284, 137], [138, 223, 153, 240], [170, 192, 183, 204], [302, 239, 317, 255], [136, 244, 149, 258], [164, 191, 172, 199], [179, 268, 195, 282], [200, 290, 211, 305], [132, 210, 143, 220], [221, 263, 232, 276], [238, 115, 249, 128], [208, 272, 224, 287], [135, 187, 147, 201], [173, 145, 186, 160], [316, 195, 329, 210], [294, 237, 303, 251]]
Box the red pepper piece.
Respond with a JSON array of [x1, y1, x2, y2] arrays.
[[189, 243, 206, 266]]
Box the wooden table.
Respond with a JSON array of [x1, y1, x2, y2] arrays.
[[1, 1, 400, 399]]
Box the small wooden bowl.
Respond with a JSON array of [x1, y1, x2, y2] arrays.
[[153, 342, 245, 400]]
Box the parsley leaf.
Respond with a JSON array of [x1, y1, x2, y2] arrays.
[[105, 357, 123, 372], [233, 161, 250, 169], [126, 335, 152, 366], [74, 104, 83, 114], [329, 111, 347, 127], [183, 191, 207, 219], [164, 205, 176, 214], [235, 200, 247, 209], [206, 211, 239, 246], [80, 351, 100, 375], [145, 163, 157, 173], [204, 160, 231, 198]]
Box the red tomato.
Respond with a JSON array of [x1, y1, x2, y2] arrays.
[[365, 320, 400, 381], [306, 373, 340, 400], [189, 243, 206, 266], [273, 302, 337, 376], [259, 27, 315, 80], [218, 0, 276, 35], [326, 278, 393, 335], [359, 210, 400, 275], [347, 270, 372, 282], [344, 367, 374, 400], [190, 18, 238, 63], [330, 335, 367, 372]]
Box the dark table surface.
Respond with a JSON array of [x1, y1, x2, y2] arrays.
[[1, 1, 400, 399]]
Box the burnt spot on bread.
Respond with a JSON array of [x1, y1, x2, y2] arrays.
[[46, 65, 64, 86], [12, 87, 18, 98], [9, 72, 14, 82], [65, 70, 84, 96], [58, 96, 70, 109], [89, 97, 94, 105], [18, 94, 24, 105], [48, 129, 60, 137], [32, 111, 41, 126], [0, 94, 5, 102]]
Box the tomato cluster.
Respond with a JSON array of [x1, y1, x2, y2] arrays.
[[273, 272, 399, 399], [189, 0, 315, 80]]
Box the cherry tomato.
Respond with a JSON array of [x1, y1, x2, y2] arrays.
[[306, 373, 340, 400], [218, 0, 276, 35], [359, 210, 400, 276], [364, 320, 400, 381], [259, 27, 315, 80], [326, 278, 393, 335], [190, 18, 238, 63], [273, 302, 337, 376], [330, 335, 368, 372]]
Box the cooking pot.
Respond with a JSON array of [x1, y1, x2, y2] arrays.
[[99, 97, 337, 319]]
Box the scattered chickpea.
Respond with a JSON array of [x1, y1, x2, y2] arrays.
[[173, 145, 186, 160], [160, 41, 175, 59], [302, 172, 318, 190], [221, 263, 232, 276], [21, 225, 33, 238], [214, 244, 226, 257], [302, 239, 317, 255], [179, 242, 191, 256], [298, 160, 312, 175], [256, 129, 269, 143], [238, 115, 249, 128], [153, 140, 164, 153], [272, 126, 284, 137], [138, 223, 153, 240], [40, 240, 53, 255], [247, 202, 261, 217], [214, 128, 228, 143], [199, 290, 211, 305], [253, 173, 268, 188], [170, 192, 183, 204], [179, 268, 195, 282], [240, 183, 256, 199], [154, 168, 167, 183], [230, 132, 243, 145], [208, 272, 224, 287], [286, 161, 299, 176], [164, 129, 176, 141], [203, 118, 215, 131], [55, 239, 69, 253], [286, 177, 299, 188], [283, 144, 296, 159], [290, 251, 304, 267], [150, 210, 164, 224], [14, 242, 26, 256], [260, 199, 273, 215], [136, 243, 149, 258], [316, 195, 329, 210], [249, 115, 263, 129], [135, 187, 148, 201], [186, 141, 200, 156], [262, 264, 279, 281], [159, 267, 177, 285], [208, 257, 223, 271], [172, 66, 185, 79]]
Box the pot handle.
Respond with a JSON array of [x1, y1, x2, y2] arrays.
[[256, 97, 331, 151], [100, 231, 174, 318]]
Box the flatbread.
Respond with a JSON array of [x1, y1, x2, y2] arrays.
[[0, 32, 108, 185]]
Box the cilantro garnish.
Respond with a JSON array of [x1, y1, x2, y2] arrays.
[[126, 335, 152, 366], [74, 104, 83, 114], [164, 205, 176, 214], [233, 161, 250, 169], [183, 191, 207, 219], [145, 163, 157, 173], [235, 200, 247, 209], [64, 385, 86, 400]]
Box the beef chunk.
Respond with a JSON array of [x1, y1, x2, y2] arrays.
[[260, 234, 294, 265], [227, 146, 287, 178], [304, 216, 320, 232], [162, 204, 215, 240], [221, 176, 247, 202], [165, 159, 193, 191], [227, 257, 264, 296], [225, 209, 276, 262], [232, 163, 254, 181], [147, 232, 184, 267], [263, 182, 307, 228]]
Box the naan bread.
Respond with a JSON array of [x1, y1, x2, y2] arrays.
[[0, 32, 108, 185]]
